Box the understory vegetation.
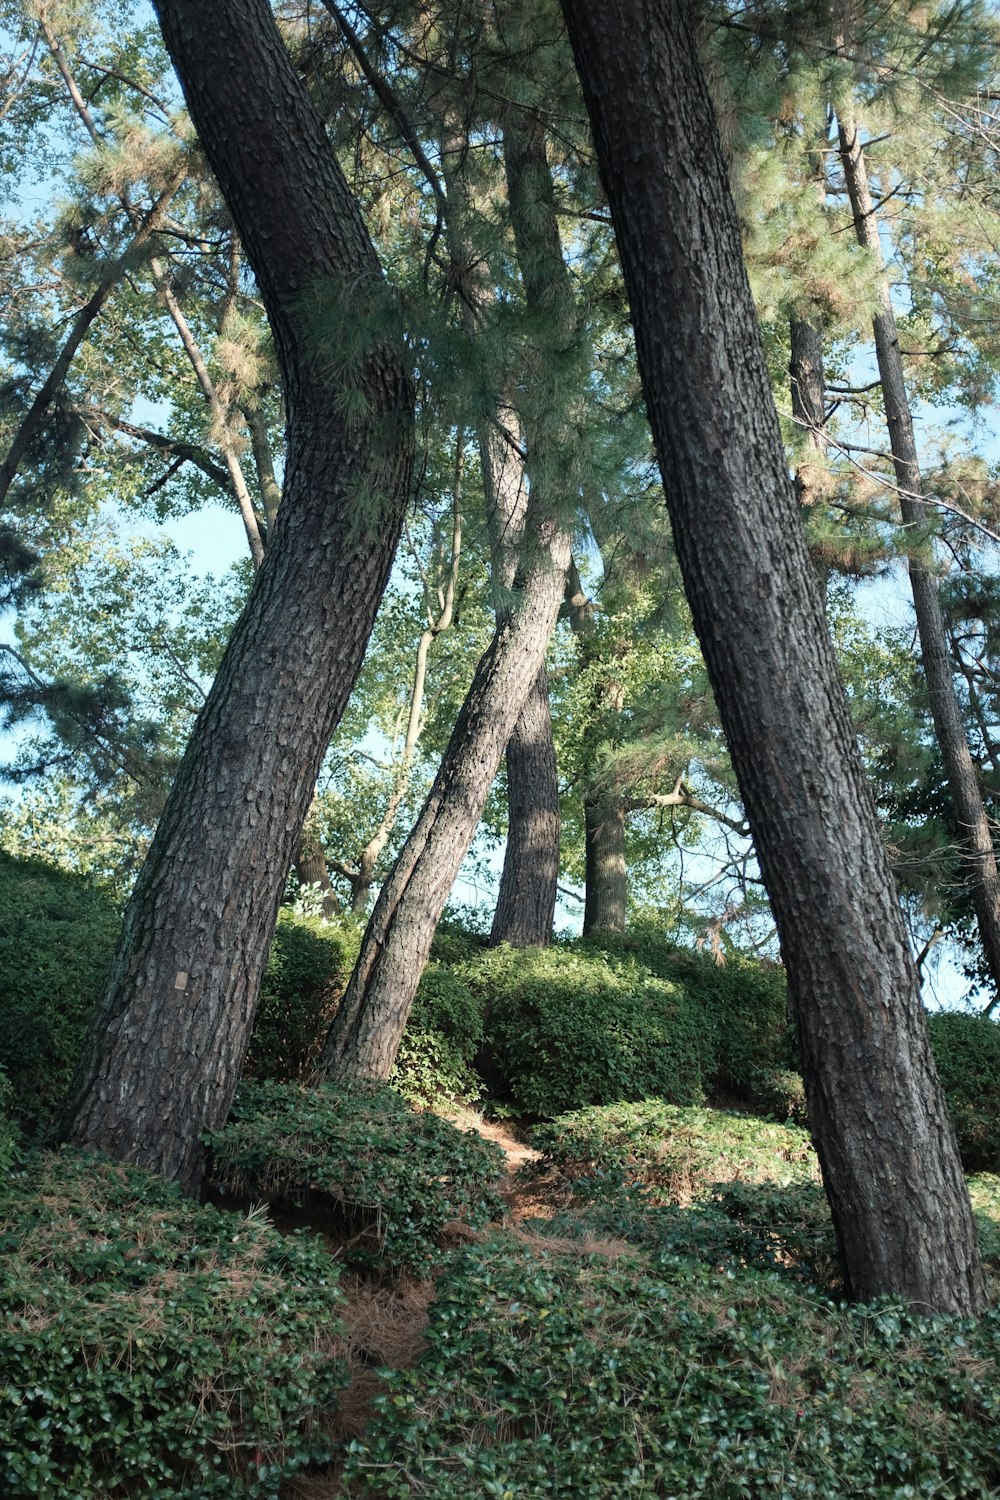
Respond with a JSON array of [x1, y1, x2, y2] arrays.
[[3, 859, 1000, 1497]]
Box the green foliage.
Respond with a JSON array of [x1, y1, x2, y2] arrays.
[[579, 926, 799, 1113], [532, 1101, 819, 1202], [0, 1148, 346, 1499], [926, 1011, 1000, 1172], [0, 1069, 22, 1183], [343, 1229, 1000, 1500], [968, 1174, 1000, 1279], [429, 913, 490, 966], [468, 945, 714, 1117], [390, 962, 486, 1107], [0, 851, 119, 1132], [245, 910, 359, 1082], [205, 1080, 504, 1272]]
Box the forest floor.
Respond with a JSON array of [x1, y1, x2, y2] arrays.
[[282, 1109, 564, 1500]]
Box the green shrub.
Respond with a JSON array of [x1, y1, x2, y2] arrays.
[[532, 1100, 819, 1202], [968, 1173, 1000, 1282], [245, 910, 359, 1081], [926, 1010, 1000, 1172], [429, 914, 489, 966], [343, 1231, 1000, 1499], [0, 1069, 22, 1185], [0, 852, 119, 1132], [0, 1149, 346, 1498], [469, 945, 714, 1117], [205, 1079, 504, 1272], [390, 962, 486, 1107], [579, 925, 798, 1110]]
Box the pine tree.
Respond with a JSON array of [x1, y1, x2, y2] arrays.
[[559, 0, 985, 1312]]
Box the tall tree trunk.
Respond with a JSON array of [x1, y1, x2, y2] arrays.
[[560, 0, 985, 1313], [838, 107, 1000, 1013], [439, 110, 561, 949], [789, 317, 828, 502], [319, 104, 578, 1080], [56, 0, 414, 1193], [318, 518, 571, 1080], [491, 666, 560, 946], [583, 790, 627, 934]]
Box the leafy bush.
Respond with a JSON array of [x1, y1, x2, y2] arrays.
[[0, 1069, 22, 1184], [343, 1231, 1000, 1499], [469, 946, 714, 1117], [390, 962, 486, 1107], [532, 1100, 819, 1203], [0, 1149, 346, 1499], [968, 1173, 1000, 1283], [579, 925, 798, 1112], [926, 1010, 1000, 1172], [205, 1079, 504, 1271], [0, 854, 359, 1123], [429, 913, 490, 966], [0, 852, 119, 1132], [245, 910, 359, 1081]]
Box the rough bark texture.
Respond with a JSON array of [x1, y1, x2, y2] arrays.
[[317, 517, 571, 1080], [56, 0, 413, 1191], [839, 110, 1000, 1014], [440, 111, 561, 950], [583, 791, 627, 934], [560, 0, 985, 1312], [491, 665, 561, 946]]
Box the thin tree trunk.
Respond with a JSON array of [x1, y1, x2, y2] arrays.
[[790, 317, 828, 499], [838, 108, 1000, 1015], [0, 172, 183, 509], [583, 791, 627, 934], [56, 0, 414, 1192], [560, 0, 985, 1313], [318, 518, 571, 1079], [440, 109, 561, 949]]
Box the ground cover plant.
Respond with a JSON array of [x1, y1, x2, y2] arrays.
[[205, 1079, 505, 1272], [0, 1149, 347, 1499], [532, 1100, 820, 1201], [342, 1231, 1000, 1500]]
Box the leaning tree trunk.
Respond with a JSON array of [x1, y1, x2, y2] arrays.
[[318, 517, 571, 1080], [560, 0, 985, 1313], [583, 789, 627, 935], [320, 104, 579, 1080], [439, 109, 561, 949], [56, 0, 413, 1192], [838, 107, 1000, 1012]]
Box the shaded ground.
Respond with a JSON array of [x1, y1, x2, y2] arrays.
[[281, 1109, 561, 1499]]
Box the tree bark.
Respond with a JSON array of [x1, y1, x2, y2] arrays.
[[439, 109, 561, 949], [560, 0, 986, 1313], [789, 316, 828, 499], [56, 0, 414, 1192], [491, 665, 560, 946], [838, 107, 1000, 1015], [318, 516, 571, 1080], [583, 790, 627, 934]]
